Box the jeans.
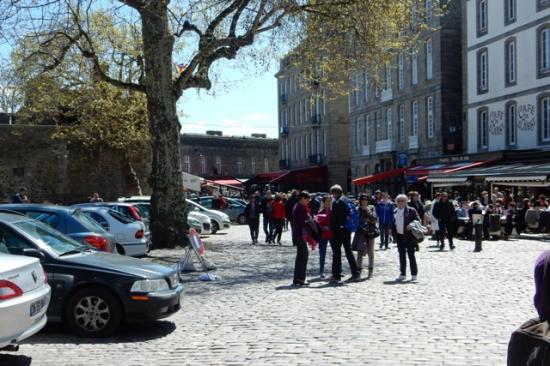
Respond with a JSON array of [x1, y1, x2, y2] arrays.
[[263, 216, 274, 241], [293, 237, 309, 283], [439, 221, 454, 248], [379, 223, 392, 248], [248, 218, 259, 242], [273, 219, 284, 243], [318, 238, 330, 275], [331, 230, 359, 279], [396, 233, 418, 276]]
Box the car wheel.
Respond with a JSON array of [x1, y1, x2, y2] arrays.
[[65, 286, 122, 338], [237, 215, 248, 225], [211, 221, 219, 234], [116, 244, 125, 255]]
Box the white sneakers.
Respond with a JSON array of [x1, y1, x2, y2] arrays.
[[396, 275, 417, 282], [411, 275, 417, 282]]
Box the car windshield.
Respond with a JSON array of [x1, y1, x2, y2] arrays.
[[72, 210, 107, 233], [108, 209, 135, 224], [135, 204, 150, 218], [14, 220, 90, 256]]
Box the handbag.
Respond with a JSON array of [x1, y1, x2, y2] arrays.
[[360, 222, 380, 239], [507, 251, 550, 365]]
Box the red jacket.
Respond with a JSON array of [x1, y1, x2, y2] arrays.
[[271, 200, 286, 220], [315, 208, 333, 239]]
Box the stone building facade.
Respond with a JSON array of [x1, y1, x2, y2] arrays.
[[465, 0, 550, 153], [349, 0, 463, 190], [276, 55, 350, 190], [180, 133, 279, 179]]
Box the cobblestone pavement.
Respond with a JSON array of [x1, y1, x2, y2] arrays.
[[1, 224, 549, 366]]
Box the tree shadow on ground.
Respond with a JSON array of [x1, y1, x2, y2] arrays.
[[0, 354, 32, 366], [24, 320, 176, 346]]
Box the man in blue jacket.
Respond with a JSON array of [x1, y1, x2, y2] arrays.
[[376, 193, 395, 250]]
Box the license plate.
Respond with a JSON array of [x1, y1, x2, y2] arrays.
[[29, 296, 48, 317]]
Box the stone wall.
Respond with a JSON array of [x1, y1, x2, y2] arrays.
[[0, 125, 151, 204]]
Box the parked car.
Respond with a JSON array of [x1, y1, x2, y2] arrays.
[[0, 253, 51, 351], [0, 212, 183, 337], [74, 202, 150, 232], [192, 196, 247, 224], [117, 196, 214, 235], [0, 204, 115, 253], [185, 199, 231, 234], [76, 206, 149, 256]]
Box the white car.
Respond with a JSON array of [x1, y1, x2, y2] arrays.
[[79, 207, 149, 257], [117, 196, 214, 235], [185, 200, 231, 234], [0, 253, 51, 351]]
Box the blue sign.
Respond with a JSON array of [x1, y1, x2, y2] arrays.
[[398, 153, 408, 167]]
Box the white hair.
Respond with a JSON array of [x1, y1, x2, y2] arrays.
[[396, 194, 408, 202]]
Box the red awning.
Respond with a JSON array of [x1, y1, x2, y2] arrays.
[[406, 161, 489, 177], [353, 168, 407, 186], [245, 171, 286, 186], [209, 179, 243, 187], [270, 166, 328, 185]]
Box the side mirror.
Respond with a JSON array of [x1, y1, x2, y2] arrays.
[[23, 248, 46, 262]]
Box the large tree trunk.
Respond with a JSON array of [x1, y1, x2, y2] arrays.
[[140, 4, 187, 249]]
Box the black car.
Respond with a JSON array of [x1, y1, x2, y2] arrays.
[[0, 213, 183, 337], [0, 204, 116, 253]]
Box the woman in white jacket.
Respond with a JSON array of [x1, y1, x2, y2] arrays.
[[429, 192, 441, 246]]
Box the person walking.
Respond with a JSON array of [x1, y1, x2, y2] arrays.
[[285, 190, 299, 231], [392, 194, 420, 282], [429, 192, 441, 246], [408, 191, 424, 251], [260, 191, 275, 244], [271, 194, 286, 245], [244, 193, 261, 244], [352, 194, 377, 278], [376, 193, 394, 250], [292, 191, 312, 286], [315, 195, 333, 279], [433, 192, 457, 250], [329, 184, 361, 283]]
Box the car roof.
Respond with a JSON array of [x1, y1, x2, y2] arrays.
[[0, 212, 31, 223], [77, 206, 110, 213], [117, 196, 150, 202], [0, 203, 76, 214]]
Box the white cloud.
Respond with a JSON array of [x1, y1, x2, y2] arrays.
[[242, 113, 269, 122]]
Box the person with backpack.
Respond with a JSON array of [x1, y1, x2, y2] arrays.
[[329, 184, 361, 283], [392, 194, 420, 282], [352, 194, 377, 278], [376, 192, 395, 250], [260, 191, 275, 244]]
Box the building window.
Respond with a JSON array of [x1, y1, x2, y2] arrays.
[[478, 108, 489, 150], [355, 117, 361, 152], [386, 108, 393, 140], [183, 155, 191, 173], [477, 0, 488, 37], [426, 0, 433, 22], [505, 101, 517, 147], [411, 50, 418, 85], [251, 158, 256, 174], [237, 159, 243, 175], [316, 130, 320, 154], [385, 62, 392, 90], [398, 53, 404, 90], [364, 114, 370, 146], [375, 111, 381, 141], [505, 0, 516, 25], [412, 100, 419, 136], [264, 158, 269, 172], [540, 95, 550, 143], [426, 38, 433, 80], [363, 71, 369, 101], [427, 96, 434, 138], [477, 48, 489, 94], [538, 0, 550, 12], [505, 38, 517, 86], [200, 156, 207, 175], [538, 26, 550, 78], [323, 129, 327, 155], [215, 157, 222, 175], [398, 105, 405, 143]]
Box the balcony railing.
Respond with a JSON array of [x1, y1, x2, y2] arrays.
[[362, 145, 370, 156], [408, 135, 419, 150], [280, 126, 289, 136], [279, 159, 290, 170], [280, 93, 288, 103], [375, 139, 395, 153], [380, 88, 393, 102], [308, 154, 323, 165], [310, 114, 321, 127]]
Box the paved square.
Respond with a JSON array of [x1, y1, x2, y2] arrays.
[[1, 225, 547, 365]]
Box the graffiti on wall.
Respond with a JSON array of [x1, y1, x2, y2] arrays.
[[489, 110, 504, 135], [518, 104, 536, 132]]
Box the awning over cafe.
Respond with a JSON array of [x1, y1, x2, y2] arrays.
[[270, 165, 328, 185], [407, 161, 489, 177], [353, 168, 407, 186], [245, 171, 286, 186], [206, 179, 245, 191]]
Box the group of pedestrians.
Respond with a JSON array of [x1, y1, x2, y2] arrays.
[[244, 190, 289, 245]]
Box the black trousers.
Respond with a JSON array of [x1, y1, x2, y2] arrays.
[[248, 218, 259, 241], [263, 216, 274, 240], [293, 237, 309, 283], [438, 221, 454, 247], [273, 219, 284, 243], [396, 233, 418, 276], [331, 230, 359, 279]]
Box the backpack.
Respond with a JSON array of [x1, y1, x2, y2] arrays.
[[344, 201, 360, 233]]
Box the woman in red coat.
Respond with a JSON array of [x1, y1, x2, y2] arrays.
[[271, 194, 287, 245], [315, 196, 333, 278]]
